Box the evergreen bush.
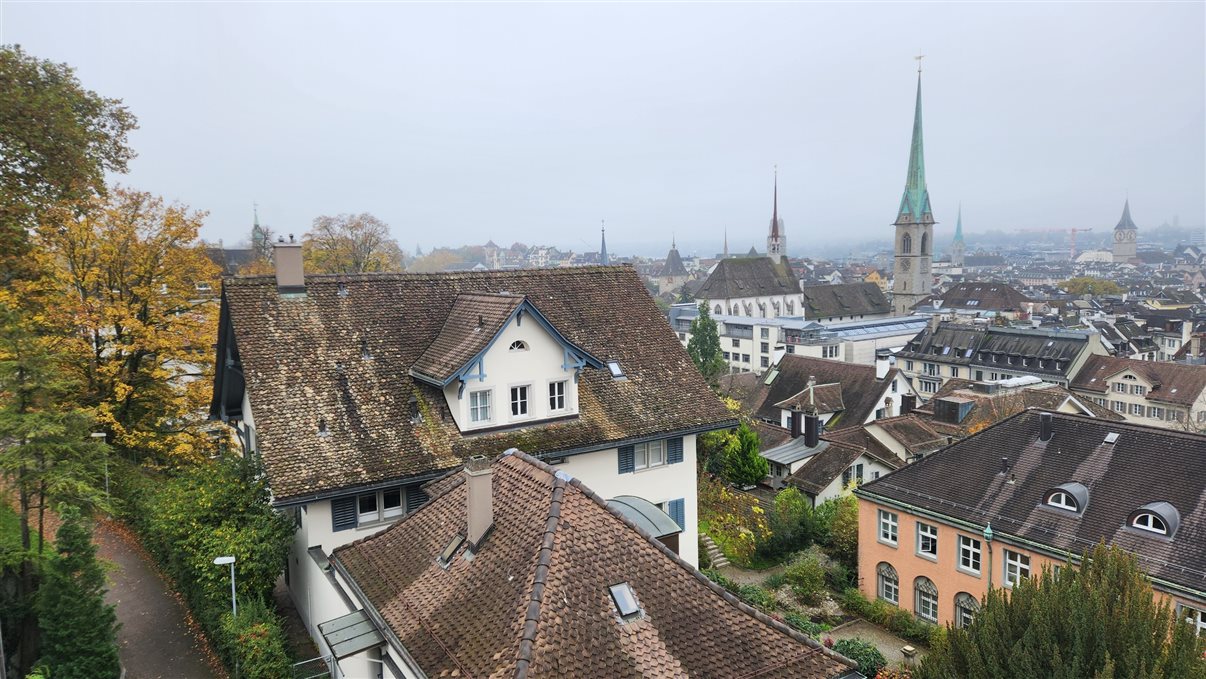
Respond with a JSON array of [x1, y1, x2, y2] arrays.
[[833, 638, 887, 678]]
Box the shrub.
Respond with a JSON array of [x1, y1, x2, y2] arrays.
[[875, 665, 914, 679], [736, 584, 775, 610], [839, 588, 936, 649], [697, 536, 712, 570], [825, 560, 853, 591], [783, 612, 828, 638], [698, 474, 770, 567], [217, 598, 292, 679], [722, 422, 768, 487], [763, 573, 787, 590], [785, 557, 826, 605], [702, 568, 739, 594], [833, 638, 887, 678], [757, 487, 818, 560]]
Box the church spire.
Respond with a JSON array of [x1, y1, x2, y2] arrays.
[[895, 72, 933, 225], [723, 227, 729, 258], [600, 220, 610, 265], [766, 167, 786, 257], [771, 168, 780, 240], [954, 203, 964, 243]]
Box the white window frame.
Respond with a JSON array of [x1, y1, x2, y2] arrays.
[[548, 380, 567, 412], [958, 535, 981, 575], [916, 522, 938, 560], [1177, 604, 1206, 637], [1129, 403, 1144, 416], [357, 487, 405, 526], [1131, 512, 1168, 535], [878, 509, 898, 546], [469, 389, 492, 424], [879, 568, 899, 605], [1047, 491, 1077, 511], [634, 440, 666, 471], [509, 384, 531, 419], [915, 582, 939, 622], [1003, 549, 1030, 587]]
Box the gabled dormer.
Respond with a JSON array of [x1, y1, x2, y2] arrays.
[[409, 293, 604, 433]]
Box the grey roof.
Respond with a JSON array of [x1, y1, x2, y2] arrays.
[[761, 437, 829, 466], [799, 282, 890, 319], [898, 322, 1094, 379], [607, 495, 682, 538], [659, 245, 688, 277], [318, 610, 385, 660], [697, 256, 799, 300], [1115, 200, 1138, 231]]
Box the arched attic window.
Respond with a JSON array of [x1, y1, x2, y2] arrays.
[[1129, 502, 1180, 536], [1044, 482, 1088, 513], [509, 340, 529, 352], [902, 233, 912, 254]]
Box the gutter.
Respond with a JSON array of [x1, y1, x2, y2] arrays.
[[855, 488, 1206, 604]]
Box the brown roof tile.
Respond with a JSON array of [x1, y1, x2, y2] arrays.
[[1069, 354, 1206, 407], [410, 293, 525, 384], [333, 452, 856, 678], [754, 356, 896, 429], [215, 267, 734, 503]]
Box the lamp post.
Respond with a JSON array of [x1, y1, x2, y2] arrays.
[[213, 556, 237, 617], [90, 432, 109, 502]]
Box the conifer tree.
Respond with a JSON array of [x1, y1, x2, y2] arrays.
[[36, 507, 120, 679], [687, 302, 728, 385], [917, 543, 1205, 679], [723, 421, 768, 487]]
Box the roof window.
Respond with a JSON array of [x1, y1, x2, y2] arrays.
[[1128, 502, 1180, 537], [1103, 432, 1120, 444], [1043, 482, 1088, 513], [317, 418, 331, 437], [437, 534, 465, 567], [607, 361, 625, 379], [608, 582, 642, 621]]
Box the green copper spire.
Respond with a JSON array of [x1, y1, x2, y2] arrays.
[[896, 73, 933, 224], [954, 203, 964, 242]]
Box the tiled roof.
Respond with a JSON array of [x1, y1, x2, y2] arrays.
[[914, 378, 1121, 438], [774, 383, 845, 414], [799, 282, 890, 319], [868, 415, 948, 455], [697, 256, 800, 300], [658, 246, 688, 277], [754, 355, 897, 429], [215, 267, 734, 503], [898, 322, 1095, 379], [410, 293, 525, 384], [1069, 355, 1206, 407], [857, 411, 1206, 595], [332, 452, 856, 678], [931, 282, 1031, 311], [787, 439, 896, 495]]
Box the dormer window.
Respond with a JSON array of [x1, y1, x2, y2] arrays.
[[509, 340, 529, 352], [1047, 492, 1077, 511], [1043, 482, 1088, 513], [1128, 502, 1180, 537]]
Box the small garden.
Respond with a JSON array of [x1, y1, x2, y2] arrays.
[[697, 423, 936, 679]]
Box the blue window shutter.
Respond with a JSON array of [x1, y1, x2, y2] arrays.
[[667, 437, 684, 465], [332, 496, 357, 532], [406, 485, 428, 514], [669, 498, 685, 530], [618, 445, 635, 474]]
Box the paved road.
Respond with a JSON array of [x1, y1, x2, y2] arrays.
[[94, 519, 223, 679]]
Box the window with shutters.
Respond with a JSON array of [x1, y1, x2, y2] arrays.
[[333, 484, 425, 531], [620, 438, 682, 473], [635, 440, 665, 470]]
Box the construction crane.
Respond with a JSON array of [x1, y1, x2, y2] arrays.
[[1018, 228, 1094, 260]]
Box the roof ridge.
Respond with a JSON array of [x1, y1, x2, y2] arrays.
[[222, 265, 638, 286], [513, 469, 566, 678]]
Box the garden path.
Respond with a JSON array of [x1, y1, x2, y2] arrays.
[[827, 618, 924, 667], [716, 562, 788, 585]]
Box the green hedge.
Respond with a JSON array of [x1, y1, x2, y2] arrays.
[[832, 638, 887, 678], [120, 456, 294, 678], [840, 588, 946, 649]]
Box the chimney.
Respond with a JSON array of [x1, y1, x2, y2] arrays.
[[273, 235, 305, 294], [804, 413, 820, 448], [928, 314, 942, 333], [464, 455, 494, 550], [1192, 334, 1202, 359], [790, 410, 802, 439], [1039, 412, 1053, 442], [999, 457, 1009, 475], [901, 394, 916, 415]]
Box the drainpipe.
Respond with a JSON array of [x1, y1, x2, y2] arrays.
[[984, 522, 995, 590]]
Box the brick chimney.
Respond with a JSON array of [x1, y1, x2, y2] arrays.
[[464, 455, 494, 551], [273, 235, 305, 294]]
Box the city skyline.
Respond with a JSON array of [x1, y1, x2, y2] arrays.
[[4, 2, 1203, 256]]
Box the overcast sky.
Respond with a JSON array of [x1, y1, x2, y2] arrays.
[[4, 2, 1203, 257]]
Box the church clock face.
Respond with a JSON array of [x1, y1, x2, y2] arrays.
[[900, 258, 911, 272], [1114, 230, 1125, 243]]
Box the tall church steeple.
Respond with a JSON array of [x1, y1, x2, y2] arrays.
[[951, 203, 965, 268], [891, 62, 937, 315], [766, 168, 786, 258], [600, 220, 610, 265], [1112, 200, 1138, 263]]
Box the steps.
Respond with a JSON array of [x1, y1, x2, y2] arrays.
[[700, 533, 730, 569]]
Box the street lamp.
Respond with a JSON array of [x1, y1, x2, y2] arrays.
[[213, 556, 237, 617]]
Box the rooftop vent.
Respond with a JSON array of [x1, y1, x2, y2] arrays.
[[1104, 432, 1120, 444], [1039, 412, 1053, 442], [317, 418, 330, 437], [608, 582, 642, 621]]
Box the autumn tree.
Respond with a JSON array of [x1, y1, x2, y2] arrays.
[[303, 213, 404, 274], [0, 46, 137, 284], [406, 248, 466, 274], [687, 303, 728, 385], [1061, 276, 1124, 296], [917, 544, 1205, 679], [40, 189, 221, 464], [36, 507, 120, 679]]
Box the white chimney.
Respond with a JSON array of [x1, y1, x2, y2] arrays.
[[273, 235, 305, 294], [464, 455, 494, 550]]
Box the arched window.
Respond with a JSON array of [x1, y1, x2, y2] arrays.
[[920, 232, 929, 255], [954, 592, 979, 629], [915, 576, 939, 622], [714, 305, 722, 315], [877, 562, 899, 605], [1047, 492, 1077, 511], [508, 340, 529, 352], [1132, 512, 1168, 534], [902, 233, 913, 254]]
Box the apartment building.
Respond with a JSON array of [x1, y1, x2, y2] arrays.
[[1070, 354, 1206, 429]]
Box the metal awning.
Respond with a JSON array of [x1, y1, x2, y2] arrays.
[[607, 495, 681, 538], [317, 610, 385, 660]]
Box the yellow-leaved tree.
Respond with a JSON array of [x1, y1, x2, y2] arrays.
[[40, 188, 221, 464]]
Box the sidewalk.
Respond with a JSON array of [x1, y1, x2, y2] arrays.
[[94, 519, 226, 679]]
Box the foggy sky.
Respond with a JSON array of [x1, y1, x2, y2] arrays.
[[4, 2, 1203, 258]]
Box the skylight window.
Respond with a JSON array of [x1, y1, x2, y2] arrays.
[[1104, 432, 1120, 444], [438, 534, 465, 567], [607, 361, 625, 379], [609, 582, 641, 620]]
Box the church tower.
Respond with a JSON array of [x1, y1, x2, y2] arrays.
[[951, 203, 965, 268], [766, 169, 786, 258], [600, 221, 610, 265], [891, 66, 936, 315], [1112, 200, 1138, 263]]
